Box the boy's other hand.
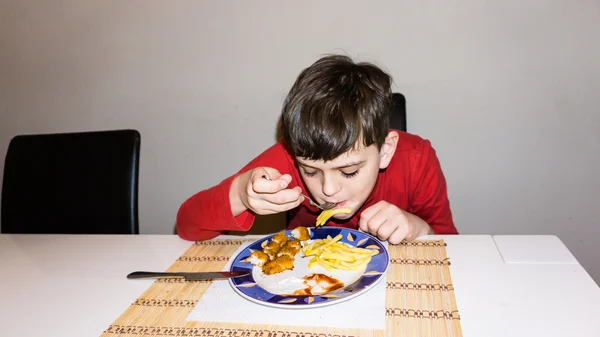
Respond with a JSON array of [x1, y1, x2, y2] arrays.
[[233, 167, 304, 216], [358, 201, 433, 244]]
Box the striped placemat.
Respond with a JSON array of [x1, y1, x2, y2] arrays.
[[101, 239, 462, 337]]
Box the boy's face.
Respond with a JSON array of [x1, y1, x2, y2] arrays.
[[295, 132, 397, 220]]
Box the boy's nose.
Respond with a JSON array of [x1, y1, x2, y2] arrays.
[[321, 175, 341, 197]]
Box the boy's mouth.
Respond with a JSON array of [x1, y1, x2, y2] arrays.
[[322, 200, 345, 208]]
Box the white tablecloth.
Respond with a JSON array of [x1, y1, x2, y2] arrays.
[[0, 234, 598, 337]]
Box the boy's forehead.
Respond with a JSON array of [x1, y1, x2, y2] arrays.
[[295, 144, 376, 166]]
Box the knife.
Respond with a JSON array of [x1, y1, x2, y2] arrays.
[[127, 271, 250, 281]]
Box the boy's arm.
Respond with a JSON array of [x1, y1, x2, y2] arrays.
[[409, 140, 458, 235], [176, 142, 294, 241]]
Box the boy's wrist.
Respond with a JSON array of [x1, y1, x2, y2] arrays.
[[404, 211, 433, 240], [230, 172, 250, 217]]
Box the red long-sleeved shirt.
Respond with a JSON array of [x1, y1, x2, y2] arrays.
[[176, 130, 457, 241]]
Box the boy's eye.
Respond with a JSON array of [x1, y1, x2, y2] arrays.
[[302, 169, 318, 177], [341, 170, 360, 178]]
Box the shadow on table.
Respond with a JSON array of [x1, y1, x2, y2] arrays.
[[171, 213, 287, 237], [227, 213, 287, 236]]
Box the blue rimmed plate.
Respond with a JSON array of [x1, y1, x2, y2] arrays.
[[229, 227, 389, 309]]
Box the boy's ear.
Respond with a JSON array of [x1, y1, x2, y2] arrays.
[[379, 131, 399, 169]]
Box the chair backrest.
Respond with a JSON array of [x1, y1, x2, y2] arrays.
[[390, 93, 407, 131], [1, 129, 140, 234]]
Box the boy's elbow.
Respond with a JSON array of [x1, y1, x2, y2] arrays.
[[176, 224, 222, 241], [175, 205, 222, 241], [175, 202, 196, 240], [175, 219, 194, 241]]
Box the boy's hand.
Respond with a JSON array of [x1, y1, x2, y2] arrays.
[[230, 167, 304, 216], [358, 201, 433, 244]]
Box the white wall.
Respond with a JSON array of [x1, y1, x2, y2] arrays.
[[1, 0, 599, 282]]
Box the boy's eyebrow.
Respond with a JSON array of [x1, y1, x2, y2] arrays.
[[299, 160, 365, 170]]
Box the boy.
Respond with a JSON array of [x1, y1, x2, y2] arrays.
[[176, 54, 458, 243]]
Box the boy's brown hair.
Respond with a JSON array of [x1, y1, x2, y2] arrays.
[[281, 54, 393, 161]]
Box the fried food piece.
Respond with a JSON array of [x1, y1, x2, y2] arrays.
[[291, 226, 310, 241], [271, 231, 288, 245], [256, 233, 308, 275], [284, 239, 301, 250], [261, 260, 282, 275], [262, 240, 282, 261], [248, 250, 269, 266], [265, 240, 281, 252], [262, 255, 295, 275], [263, 247, 277, 260], [277, 245, 300, 258], [274, 255, 294, 269]]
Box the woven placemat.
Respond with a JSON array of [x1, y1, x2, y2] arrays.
[[101, 239, 462, 337]]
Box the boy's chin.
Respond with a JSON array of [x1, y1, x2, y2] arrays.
[[333, 212, 354, 220]]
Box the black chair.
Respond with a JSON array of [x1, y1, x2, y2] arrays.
[[390, 93, 407, 132], [1, 129, 141, 234]]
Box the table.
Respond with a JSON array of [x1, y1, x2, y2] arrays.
[[0, 234, 598, 336]]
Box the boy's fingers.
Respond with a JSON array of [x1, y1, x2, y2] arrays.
[[262, 168, 292, 184], [366, 211, 387, 234], [358, 202, 385, 232], [376, 221, 396, 241], [256, 168, 292, 192], [254, 189, 303, 214], [265, 197, 304, 213], [275, 173, 292, 185], [252, 170, 287, 193], [263, 187, 302, 205], [388, 227, 408, 245], [252, 178, 283, 194]]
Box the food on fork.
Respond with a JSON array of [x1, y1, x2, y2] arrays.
[[315, 208, 352, 227]]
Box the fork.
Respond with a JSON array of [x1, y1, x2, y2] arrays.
[[261, 175, 337, 210]]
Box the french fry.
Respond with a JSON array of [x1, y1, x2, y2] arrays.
[[338, 257, 370, 269], [302, 234, 341, 255], [316, 208, 352, 227], [320, 251, 355, 262], [303, 234, 375, 271], [308, 256, 322, 269], [333, 243, 378, 256], [320, 234, 342, 248], [309, 256, 335, 271], [317, 257, 336, 271]]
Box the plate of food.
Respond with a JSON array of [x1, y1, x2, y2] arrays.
[[228, 226, 389, 309]]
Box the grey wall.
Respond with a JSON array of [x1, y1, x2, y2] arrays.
[[1, 0, 599, 282]]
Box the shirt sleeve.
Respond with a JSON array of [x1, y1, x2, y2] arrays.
[[176, 142, 294, 241], [409, 140, 458, 234]]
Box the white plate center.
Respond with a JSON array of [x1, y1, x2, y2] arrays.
[[251, 250, 367, 295]]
